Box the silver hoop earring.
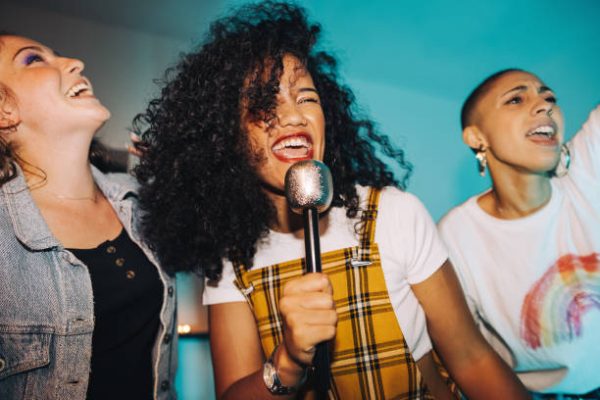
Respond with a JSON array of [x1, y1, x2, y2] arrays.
[[475, 146, 487, 177], [554, 143, 571, 177]]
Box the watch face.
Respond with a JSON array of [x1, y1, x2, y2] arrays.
[[263, 361, 276, 388]]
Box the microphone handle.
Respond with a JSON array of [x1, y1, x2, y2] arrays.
[[302, 208, 331, 396], [303, 208, 322, 273]]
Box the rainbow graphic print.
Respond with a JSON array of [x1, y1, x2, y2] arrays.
[[520, 252, 600, 349]]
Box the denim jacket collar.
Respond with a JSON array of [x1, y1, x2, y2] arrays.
[[2, 165, 137, 251]]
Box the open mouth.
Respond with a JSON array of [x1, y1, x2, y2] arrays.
[[66, 82, 92, 98], [525, 123, 558, 145], [271, 133, 314, 162]]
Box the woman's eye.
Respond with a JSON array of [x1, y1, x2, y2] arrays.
[[298, 97, 319, 104], [24, 53, 44, 65], [546, 96, 557, 104], [505, 96, 522, 105]]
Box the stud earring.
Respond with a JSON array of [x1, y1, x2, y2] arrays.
[[475, 146, 487, 177]]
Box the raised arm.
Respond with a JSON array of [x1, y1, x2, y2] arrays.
[[209, 273, 337, 399], [568, 105, 600, 179], [411, 260, 530, 400]]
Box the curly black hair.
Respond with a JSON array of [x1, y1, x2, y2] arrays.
[[133, 1, 412, 280]]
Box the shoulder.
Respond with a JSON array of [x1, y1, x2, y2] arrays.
[[584, 105, 600, 126], [363, 185, 425, 210], [375, 186, 434, 221], [92, 167, 139, 200], [438, 194, 480, 234]]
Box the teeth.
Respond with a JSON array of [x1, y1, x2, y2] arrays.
[[527, 125, 555, 137], [272, 136, 310, 151], [66, 83, 89, 98]]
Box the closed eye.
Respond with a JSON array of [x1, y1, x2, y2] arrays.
[[545, 96, 557, 104], [298, 97, 319, 104], [24, 53, 45, 65]]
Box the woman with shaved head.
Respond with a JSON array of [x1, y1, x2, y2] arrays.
[[439, 69, 600, 398]]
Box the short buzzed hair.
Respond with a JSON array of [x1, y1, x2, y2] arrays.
[[461, 68, 525, 130]]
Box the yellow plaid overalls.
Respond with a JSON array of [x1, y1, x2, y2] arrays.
[[234, 188, 457, 399]]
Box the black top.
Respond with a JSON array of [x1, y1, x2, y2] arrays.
[[69, 229, 164, 400]]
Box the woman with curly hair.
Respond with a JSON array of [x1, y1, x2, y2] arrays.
[[0, 33, 177, 399], [134, 2, 528, 399]]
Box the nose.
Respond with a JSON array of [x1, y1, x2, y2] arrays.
[[532, 95, 552, 117], [276, 100, 306, 127], [62, 57, 85, 74]]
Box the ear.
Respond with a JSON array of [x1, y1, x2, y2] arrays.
[[0, 98, 19, 132], [462, 125, 487, 151]]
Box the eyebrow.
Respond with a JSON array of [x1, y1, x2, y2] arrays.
[[12, 45, 58, 61], [502, 84, 554, 96], [12, 45, 43, 61], [298, 87, 318, 94]]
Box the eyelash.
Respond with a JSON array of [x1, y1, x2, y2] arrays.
[[24, 53, 45, 65], [298, 97, 319, 104], [505, 95, 558, 105], [506, 96, 522, 105]]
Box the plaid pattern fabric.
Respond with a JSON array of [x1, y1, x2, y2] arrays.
[[233, 188, 455, 399]]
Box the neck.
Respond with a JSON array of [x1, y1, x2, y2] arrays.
[[17, 133, 98, 202], [482, 167, 551, 219], [266, 189, 304, 233]]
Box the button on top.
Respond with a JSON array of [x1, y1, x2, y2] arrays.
[[126, 270, 136, 279], [167, 286, 174, 297], [161, 380, 170, 391], [115, 257, 125, 267], [163, 334, 172, 344], [106, 246, 117, 254]]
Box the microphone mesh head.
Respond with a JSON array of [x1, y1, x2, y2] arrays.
[[284, 160, 333, 214]]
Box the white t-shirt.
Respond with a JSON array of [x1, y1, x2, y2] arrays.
[[438, 106, 600, 394], [204, 186, 448, 360]]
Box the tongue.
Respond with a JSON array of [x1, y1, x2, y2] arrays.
[[273, 147, 309, 160]]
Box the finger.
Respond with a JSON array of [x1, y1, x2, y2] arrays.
[[130, 131, 142, 143], [126, 144, 144, 157], [283, 273, 332, 296], [285, 309, 338, 328], [280, 291, 335, 311]]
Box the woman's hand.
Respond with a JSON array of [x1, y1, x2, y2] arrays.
[[209, 273, 337, 399], [126, 132, 147, 158], [278, 273, 337, 370]]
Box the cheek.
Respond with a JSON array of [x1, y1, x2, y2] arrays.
[[245, 131, 271, 175]]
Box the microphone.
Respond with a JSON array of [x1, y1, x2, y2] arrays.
[[284, 160, 333, 396], [285, 160, 333, 273]]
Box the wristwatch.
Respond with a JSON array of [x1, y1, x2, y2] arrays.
[[262, 346, 307, 395]]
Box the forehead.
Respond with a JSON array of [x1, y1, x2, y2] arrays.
[[486, 71, 544, 98], [279, 54, 312, 87], [0, 35, 44, 52]]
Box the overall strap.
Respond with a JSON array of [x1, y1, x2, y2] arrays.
[[359, 187, 382, 249], [232, 260, 245, 282]]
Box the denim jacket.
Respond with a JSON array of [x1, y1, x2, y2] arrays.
[[0, 166, 177, 399]]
